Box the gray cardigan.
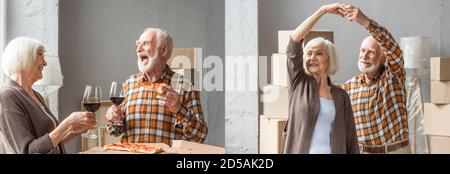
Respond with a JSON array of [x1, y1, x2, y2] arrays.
[[0, 79, 64, 154], [281, 38, 359, 154]]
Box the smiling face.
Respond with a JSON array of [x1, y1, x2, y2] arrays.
[[305, 43, 329, 76], [136, 30, 162, 73], [358, 36, 385, 73], [28, 47, 47, 82]]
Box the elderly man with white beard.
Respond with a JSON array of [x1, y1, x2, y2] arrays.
[[105, 28, 208, 144], [338, 5, 410, 154]]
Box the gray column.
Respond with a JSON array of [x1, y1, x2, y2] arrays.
[[225, 0, 259, 154]]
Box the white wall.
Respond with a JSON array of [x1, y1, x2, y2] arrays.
[[0, 0, 6, 153], [4, 0, 60, 84], [0, 0, 6, 83], [0, 0, 5, 54], [59, 0, 224, 153], [259, 0, 450, 102], [225, 0, 259, 154], [6, 0, 59, 57]]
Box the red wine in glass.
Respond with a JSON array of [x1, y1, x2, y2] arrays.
[[81, 85, 102, 139], [110, 96, 125, 106], [109, 82, 125, 133], [84, 102, 101, 112]]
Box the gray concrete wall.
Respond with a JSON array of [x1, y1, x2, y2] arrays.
[[443, 1, 450, 57], [225, 0, 259, 154], [259, 0, 450, 103], [59, 0, 224, 153]]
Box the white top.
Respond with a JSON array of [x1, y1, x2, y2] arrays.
[[309, 97, 336, 154]]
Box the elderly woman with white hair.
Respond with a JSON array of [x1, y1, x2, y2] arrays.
[[281, 3, 359, 154], [0, 37, 96, 154]]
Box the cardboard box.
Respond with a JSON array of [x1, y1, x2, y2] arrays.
[[170, 140, 225, 154], [304, 30, 334, 45], [430, 57, 450, 81], [430, 135, 450, 154], [172, 69, 201, 91], [424, 103, 450, 136], [98, 126, 122, 147], [272, 53, 289, 87], [278, 30, 293, 54], [81, 136, 98, 153], [262, 85, 289, 119], [431, 81, 450, 104], [278, 30, 334, 53], [259, 116, 288, 154], [167, 48, 201, 69]]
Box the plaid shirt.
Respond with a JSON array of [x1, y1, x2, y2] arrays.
[[339, 20, 408, 145], [108, 65, 208, 144]]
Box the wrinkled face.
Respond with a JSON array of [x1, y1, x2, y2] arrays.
[[305, 44, 329, 75], [30, 47, 47, 81], [358, 37, 384, 73], [136, 31, 161, 73]]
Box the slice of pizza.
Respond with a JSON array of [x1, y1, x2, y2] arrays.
[[149, 83, 166, 94], [103, 143, 132, 152], [103, 143, 163, 154], [129, 144, 163, 154]]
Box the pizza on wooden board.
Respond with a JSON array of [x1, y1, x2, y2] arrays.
[[103, 143, 163, 154]]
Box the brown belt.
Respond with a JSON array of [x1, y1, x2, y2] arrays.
[[360, 140, 409, 154]]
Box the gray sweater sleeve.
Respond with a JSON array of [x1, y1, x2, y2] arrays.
[[286, 38, 306, 90], [0, 89, 54, 154], [343, 92, 359, 154]]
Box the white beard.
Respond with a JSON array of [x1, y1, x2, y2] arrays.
[[137, 52, 159, 73], [358, 61, 380, 74]]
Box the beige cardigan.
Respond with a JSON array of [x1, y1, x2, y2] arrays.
[[281, 38, 359, 154], [0, 79, 65, 154]]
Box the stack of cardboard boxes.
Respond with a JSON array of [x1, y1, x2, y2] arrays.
[[260, 30, 333, 154], [169, 48, 202, 91], [424, 57, 450, 153]]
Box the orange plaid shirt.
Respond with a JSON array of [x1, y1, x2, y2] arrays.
[[340, 20, 408, 145], [108, 65, 207, 144]]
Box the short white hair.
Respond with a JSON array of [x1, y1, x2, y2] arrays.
[[303, 37, 340, 76], [1, 37, 45, 77], [144, 28, 173, 59]]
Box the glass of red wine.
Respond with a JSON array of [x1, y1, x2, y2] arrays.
[[81, 85, 102, 139], [110, 81, 124, 106], [109, 82, 125, 132]]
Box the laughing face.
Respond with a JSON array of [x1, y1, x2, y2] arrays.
[[32, 47, 47, 81], [136, 30, 161, 73]]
